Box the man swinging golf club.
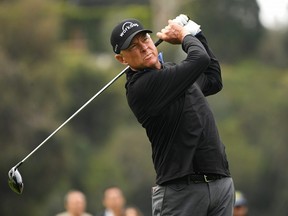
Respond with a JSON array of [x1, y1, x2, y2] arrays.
[[110, 15, 234, 216]]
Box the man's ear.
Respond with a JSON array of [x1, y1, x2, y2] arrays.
[[115, 54, 128, 66]]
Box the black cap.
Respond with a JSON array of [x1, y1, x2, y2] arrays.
[[110, 19, 152, 54]]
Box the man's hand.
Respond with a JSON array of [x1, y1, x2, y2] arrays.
[[156, 14, 201, 44], [173, 14, 201, 36], [156, 20, 190, 44]]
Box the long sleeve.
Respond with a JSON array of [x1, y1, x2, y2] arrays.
[[195, 32, 222, 96]]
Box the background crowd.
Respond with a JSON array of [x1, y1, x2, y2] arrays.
[[55, 187, 250, 216], [56, 187, 143, 216]]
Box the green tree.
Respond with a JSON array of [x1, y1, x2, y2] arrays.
[[180, 0, 264, 63], [258, 29, 288, 68], [210, 62, 288, 216], [0, 0, 121, 215]]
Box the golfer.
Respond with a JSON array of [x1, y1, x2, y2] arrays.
[[110, 15, 234, 216]]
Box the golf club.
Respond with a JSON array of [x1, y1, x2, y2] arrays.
[[8, 38, 165, 194]]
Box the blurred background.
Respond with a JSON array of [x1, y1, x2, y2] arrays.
[[1, 0, 288, 215]]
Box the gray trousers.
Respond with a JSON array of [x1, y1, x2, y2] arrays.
[[152, 177, 234, 216]]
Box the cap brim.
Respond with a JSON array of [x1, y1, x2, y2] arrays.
[[235, 200, 247, 207], [121, 29, 152, 51]]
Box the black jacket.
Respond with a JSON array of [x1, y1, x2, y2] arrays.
[[125, 33, 230, 185]]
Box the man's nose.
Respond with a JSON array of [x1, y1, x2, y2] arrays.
[[139, 42, 148, 51]]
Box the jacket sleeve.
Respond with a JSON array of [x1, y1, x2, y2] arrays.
[[195, 32, 223, 96], [128, 35, 210, 117]]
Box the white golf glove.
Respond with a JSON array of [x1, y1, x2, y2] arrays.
[[172, 14, 201, 36], [184, 20, 201, 36], [172, 14, 189, 26]]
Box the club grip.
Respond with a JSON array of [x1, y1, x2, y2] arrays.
[[154, 39, 163, 47]]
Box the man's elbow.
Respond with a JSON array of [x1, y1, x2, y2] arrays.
[[215, 81, 223, 93], [199, 52, 211, 67], [204, 78, 223, 96]]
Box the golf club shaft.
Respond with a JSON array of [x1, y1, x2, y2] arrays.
[[15, 38, 163, 169], [17, 67, 127, 168]]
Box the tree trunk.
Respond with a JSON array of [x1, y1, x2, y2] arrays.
[[149, 0, 181, 31]]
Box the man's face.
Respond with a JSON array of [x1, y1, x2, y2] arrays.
[[103, 187, 125, 211], [66, 192, 86, 216], [116, 32, 161, 71]]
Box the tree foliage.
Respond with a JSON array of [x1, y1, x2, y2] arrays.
[[179, 0, 264, 63]]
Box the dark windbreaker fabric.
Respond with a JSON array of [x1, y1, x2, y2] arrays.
[[125, 33, 230, 185]]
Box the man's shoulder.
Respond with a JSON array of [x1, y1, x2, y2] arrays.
[[163, 62, 176, 68]]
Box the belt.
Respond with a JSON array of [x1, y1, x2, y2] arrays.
[[161, 174, 225, 185], [188, 174, 224, 183]]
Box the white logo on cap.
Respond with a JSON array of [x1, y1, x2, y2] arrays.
[[120, 22, 139, 37], [114, 44, 119, 53]]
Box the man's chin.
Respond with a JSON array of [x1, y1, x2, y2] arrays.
[[144, 59, 160, 69]]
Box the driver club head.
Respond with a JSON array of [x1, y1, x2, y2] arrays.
[[8, 166, 24, 194]]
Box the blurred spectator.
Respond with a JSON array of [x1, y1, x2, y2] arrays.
[[124, 206, 143, 216], [98, 186, 126, 216], [233, 190, 248, 216], [56, 190, 93, 216]]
